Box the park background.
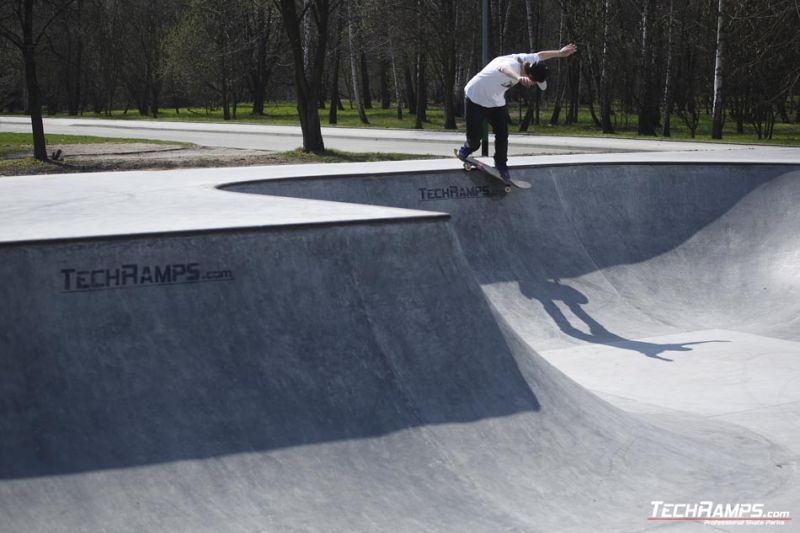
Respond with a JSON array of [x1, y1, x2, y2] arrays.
[[1, 0, 799, 161]]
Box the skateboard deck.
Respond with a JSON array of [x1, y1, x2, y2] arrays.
[[454, 149, 532, 191]]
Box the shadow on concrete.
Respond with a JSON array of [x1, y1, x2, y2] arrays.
[[520, 278, 729, 361]]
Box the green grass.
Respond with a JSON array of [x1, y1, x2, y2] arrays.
[[22, 99, 798, 145], [504, 104, 800, 145], [276, 148, 434, 163], [4, 99, 799, 147], [56, 102, 450, 130], [0, 157, 52, 175]]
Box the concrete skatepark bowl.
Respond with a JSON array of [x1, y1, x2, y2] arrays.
[[1, 155, 799, 532]]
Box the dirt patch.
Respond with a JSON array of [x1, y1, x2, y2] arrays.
[[1, 143, 352, 176]]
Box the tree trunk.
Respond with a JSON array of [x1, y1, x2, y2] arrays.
[[67, 0, 83, 116], [637, 0, 656, 135], [524, 0, 536, 49], [567, 61, 579, 125], [404, 64, 416, 114], [583, 49, 602, 128], [249, 2, 272, 116], [711, 0, 726, 139], [328, 7, 344, 124], [520, 0, 539, 131], [549, 81, 567, 125], [346, 0, 368, 124], [23, 45, 48, 161], [414, 48, 427, 128], [379, 58, 390, 109], [599, 0, 614, 133], [328, 47, 341, 123], [278, 0, 330, 152], [297, 92, 324, 150], [20, 0, 47, 161], [413, 0, 427, 127], [359, 50, 372, 109], [388, 35, 403, 120], [439, 0, 457, 130], [661, 0, 675, 137]]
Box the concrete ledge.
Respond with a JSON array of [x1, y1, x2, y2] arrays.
[[2, 148, 799, 245]]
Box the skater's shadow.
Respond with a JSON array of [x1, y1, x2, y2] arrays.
[[520, 278, 728, 362]]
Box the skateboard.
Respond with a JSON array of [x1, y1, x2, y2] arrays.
[[454, 149, 531, 192]]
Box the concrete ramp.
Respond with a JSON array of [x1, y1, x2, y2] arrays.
[[229, 163, 800, 348], [1, 161, 798, 531]]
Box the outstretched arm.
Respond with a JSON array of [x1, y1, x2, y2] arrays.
[[498, 64, 535, 88], [536, 43, 578, 61]]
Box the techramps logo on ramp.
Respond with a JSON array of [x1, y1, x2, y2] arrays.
[[60, 262, 234, 293], [418, 184, 494, 202], [648, 501, 792, 527]]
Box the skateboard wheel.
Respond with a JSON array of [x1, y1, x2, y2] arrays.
[[504, 186, 512, 193]]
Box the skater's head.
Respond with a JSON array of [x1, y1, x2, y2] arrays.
[[523, 61, 549, 91]]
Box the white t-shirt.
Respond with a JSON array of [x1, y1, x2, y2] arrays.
[[465, 53, 540, 108]]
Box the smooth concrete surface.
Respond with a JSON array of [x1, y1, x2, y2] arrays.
[[2, 144, 800, 532]]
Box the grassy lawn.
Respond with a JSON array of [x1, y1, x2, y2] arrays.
[[18, 99, 798, 146], [1, 99, 798, 174], [504, 104, 800, 145]]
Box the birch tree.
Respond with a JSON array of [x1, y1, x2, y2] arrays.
[[710, 0, 725, 139]]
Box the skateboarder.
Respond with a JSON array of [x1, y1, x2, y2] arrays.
[[457, 43, 578, 180]]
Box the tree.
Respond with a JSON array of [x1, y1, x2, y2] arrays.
[[0, 0, 75, 161], [276, 0, 336, 152], [122, 0, 180, 117], [725, 0, 800, 140], [164, 0, 257, 120], [412, 0, 427, 128], [710, 0, 726, 139], [346, 0, 368, 124], [82, 0, 126, 116], [661, 0, 677, 137], [328, 3, 344, 124], [1, 0, 797, 146], [636, 0, 657, 135], [519, 0, 541, 132], [244, 0, 283, 116], [0, 39, 24, 112], [425, 0, 462, 129]]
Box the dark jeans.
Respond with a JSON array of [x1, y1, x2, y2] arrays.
[[462, 98, 509, 167]]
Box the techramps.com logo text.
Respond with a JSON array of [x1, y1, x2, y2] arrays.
[[648, 501, 792, 527], [60, 262, 234, 293]]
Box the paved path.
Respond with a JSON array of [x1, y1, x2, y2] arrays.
[[0, 115, 770, 156]]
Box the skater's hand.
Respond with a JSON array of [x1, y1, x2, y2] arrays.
[[518, 76, 535, 88], [560, 43, 578, 57]]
